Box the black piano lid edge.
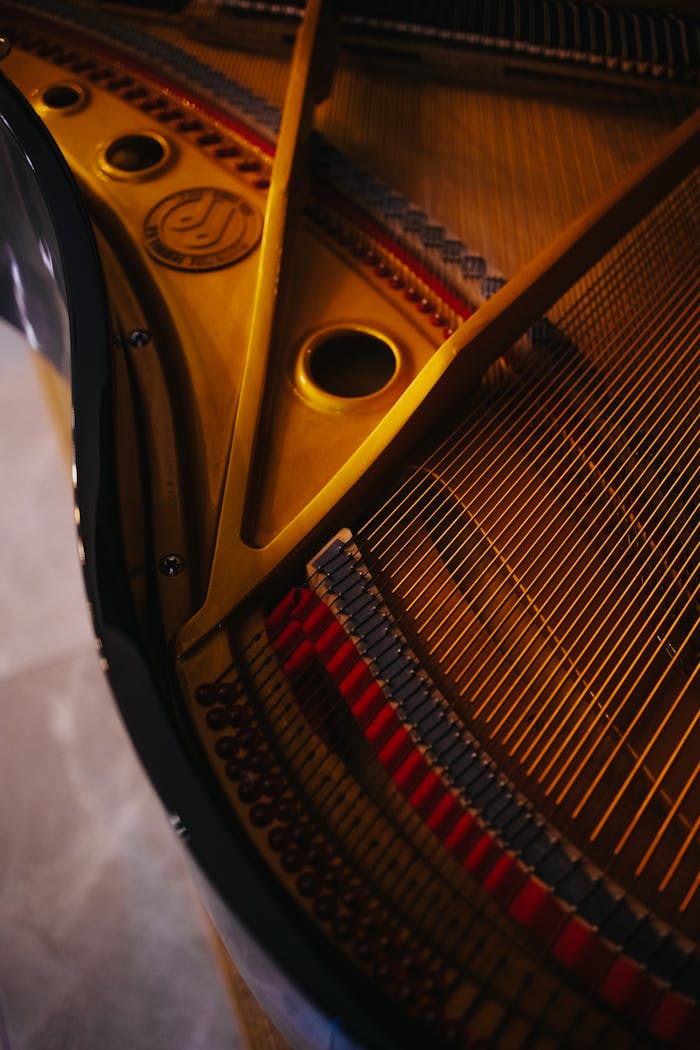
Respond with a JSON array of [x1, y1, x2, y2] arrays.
[[0, 69, 437, 1050]]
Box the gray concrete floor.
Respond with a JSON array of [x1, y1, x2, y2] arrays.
[[0, 319, 243, 1050]]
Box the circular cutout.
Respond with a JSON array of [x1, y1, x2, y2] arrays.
[[105, 133, 165, 173], [37, 81, 88, 114], [307, 330, 397, 398], [144, 188, 262, 271], [42, 84, 81, 109]]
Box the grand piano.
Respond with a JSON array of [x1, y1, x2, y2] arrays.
[[1, 2, 698, 1046]]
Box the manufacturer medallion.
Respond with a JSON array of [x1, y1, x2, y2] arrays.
[[144, 187, 262, 271]]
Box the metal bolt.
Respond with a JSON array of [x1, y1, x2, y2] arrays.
[[128, 328, 151, 348], [168, 812, 190, 840], [158, 553, 185, 577]]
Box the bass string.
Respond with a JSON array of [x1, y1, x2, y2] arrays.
[[461, 401, 700, 736], [397, 271, 660, 606], [497, 433, 700, 758], [405, 271, 700, 669], [551, 566, 699, 798], [359, 193, 699, 687], [240, 566, 587, 964], [357, 195, 665, 551], [586, 653, 700, 901], [319, 270, 688, 793], [369, 262, 696, 688], [344, 279, 696, 886], [449, 298, 700, 697], [227, 520, 680, 940], [637, 750, 700, 883], [285, 249, 696, 793], [512, 451, 696, 781], [488, 307, 700, 750], [216, 152, 696, 932], [360, 331, 582, 561], [365, 321, 614, 596], [392, 204, 696, 558], [608, 661, 700, 855], [360, 206, 695, 580], [479, 446, 700, 755], [461, 520, 696, 814], [529, 301, 700, 788], [247, 512, 659, 932]]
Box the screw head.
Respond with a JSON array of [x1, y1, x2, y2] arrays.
[[158, 553, 185, 577], [128, 328, 151, 348], [168, 812, 189, 840]]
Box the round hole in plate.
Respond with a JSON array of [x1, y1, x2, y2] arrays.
[[42, 83, 82, 109], [105, 133, 166, 173], [308, 330, 397, 398]]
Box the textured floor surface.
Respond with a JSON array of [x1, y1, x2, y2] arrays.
[[0, 318, 247, 1050]]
